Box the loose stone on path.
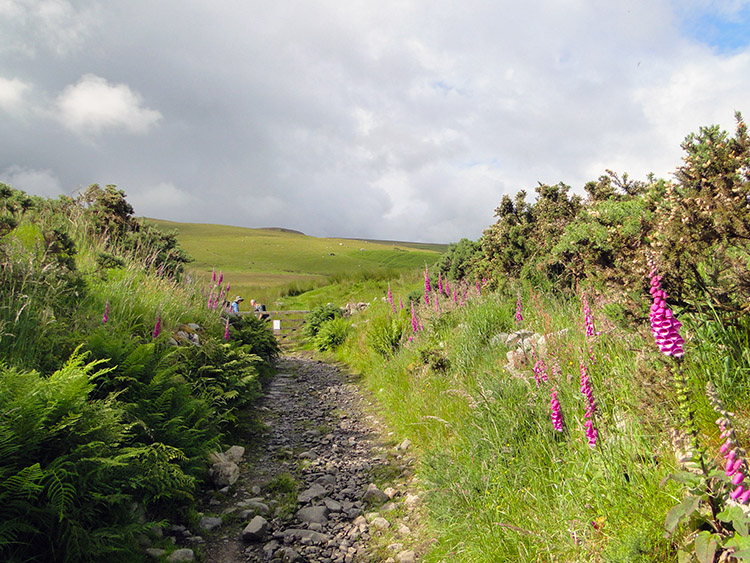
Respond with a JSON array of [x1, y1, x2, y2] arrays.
[[199, 353, 421, 562]]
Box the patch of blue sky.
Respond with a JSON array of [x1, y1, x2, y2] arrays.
[[677, 5, 750, 53]]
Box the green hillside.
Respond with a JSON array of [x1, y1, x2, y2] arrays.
[[146, 219, 447, 307]]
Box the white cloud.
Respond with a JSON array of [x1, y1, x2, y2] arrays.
[[55, 74, 163, 135], [0, 76, 31, 112], [1, 165, 64, 197]]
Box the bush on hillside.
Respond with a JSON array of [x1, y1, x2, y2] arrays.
[[303, 304, 344, 338], [314, 317, 351, 351]]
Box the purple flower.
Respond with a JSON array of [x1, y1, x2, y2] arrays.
[[452, 289, 457, 303], [411, 302, 419, 333], [582, 294, 597, 338], [218, 271, 223, 285], [424, 267, 432, 305], [515, 295, 523, 327], [399, 297, 403, 310], [152, 314, 162, 339], [648, 269, 685, 357], [224, 318, 230, 341], [438, 272, 443, 295], [102, 301, 109, 324], [550, 388, 564, 432], [476, 281, 481, 296], [387, 284, 395, 313], [211, 268, 216, 283], [533, 358, 548, 387], [580, 362, 598, 448]]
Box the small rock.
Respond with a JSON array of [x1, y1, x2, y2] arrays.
[[383, 487, 398, 499], [298, 483, 328, 503], [404, 493, 420, 507], [396, 549, 416, 563], [362, 483, 389, 504], [241, 515, 269, 542], [224, 445, 245, 463], [278, 547, 304, 562], [198, 516, 222, 531], [324, 497, 343, 512], [297, 505, 329, 524], [398, 523, 412, 536], [398, 439, 411, 451], [145, 548, 166, 560], [167, 549, 195, 562], [209, 461, 240, 487], [370, 517, 390, 529]]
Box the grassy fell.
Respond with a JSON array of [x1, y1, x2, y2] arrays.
[[146, 219, 446, 307]]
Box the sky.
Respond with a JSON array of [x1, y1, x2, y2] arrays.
[[1, 1, 750, 243]]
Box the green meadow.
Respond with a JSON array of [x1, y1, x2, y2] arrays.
[[147, 219, 446, 309]]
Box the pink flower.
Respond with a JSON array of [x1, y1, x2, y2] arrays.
[[218, 271, 223, 285], [224, 318, 230, 341], [648, 269, 685, 357], [438, 272, 443, 294], [425, 267, 432, 306], [152, 314, 162, 339], [387, 284, 395, 313], [411, 302, 419, 333], [211, 268, 216, 283], [476, 281, 481, 296], [515, 295, 523, 326], [102, 301, 109, 324], [533, 358, 548, 387], [550, 388, 564, 432]]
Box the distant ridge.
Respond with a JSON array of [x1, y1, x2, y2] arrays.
[[260, 227, 306, 235]]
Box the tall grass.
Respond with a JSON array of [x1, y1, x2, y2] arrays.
[[335, 283, 683, 561]]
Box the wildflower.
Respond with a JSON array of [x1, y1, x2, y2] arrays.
[[425, 267, 431, 306], [580, 362, 598, 448], [580, 362, 596, 417], [452, 288, 457, 303], [411, 302, 419, 333], [387, 284, 395, 313], [476, 280, 481, 296], [399, 297, 403, 310], [226, 283, 231, 294], [445, 279, 451, 298], [438, 272, 443, 295], [224, 318, 230, 341], [515, 295, 523, 327], [707, 382, 750, 504], [102, 301, 109, 324], [152, 314, 162, 339], [550, 388, 564, 432], [533, 357, 549, 387], [212, 268, 216, 283], [218, 271, 223, 285], [582, 293, 598, 337], [648, 269, 685, 357]]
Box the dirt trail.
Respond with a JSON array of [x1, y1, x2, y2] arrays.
[[199, 353, 421, 563]]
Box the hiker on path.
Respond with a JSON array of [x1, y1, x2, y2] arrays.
[[250, 299, 270, 321], [230, 295, 244, 313]]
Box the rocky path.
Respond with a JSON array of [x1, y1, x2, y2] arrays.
[[197, 353, 421, 563]]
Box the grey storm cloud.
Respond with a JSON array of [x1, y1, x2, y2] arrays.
[[2, 0, 750, 242]]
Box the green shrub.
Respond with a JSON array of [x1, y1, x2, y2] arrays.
[[303, 304, 343, 338], [367, 313, 408, 357], [314, 317, 351, 351]]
